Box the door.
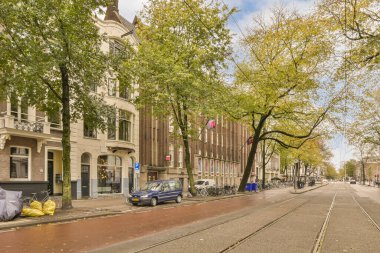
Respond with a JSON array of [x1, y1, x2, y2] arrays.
[[47, 152, 54, 195], [48, 160, 54, 195], [81, 165, 90, 197], [128, 167, 134, 193]]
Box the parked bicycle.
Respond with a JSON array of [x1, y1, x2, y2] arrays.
[[22, 190, 50, 207]]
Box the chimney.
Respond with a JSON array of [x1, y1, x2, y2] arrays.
[[105, 0, 120, 22]]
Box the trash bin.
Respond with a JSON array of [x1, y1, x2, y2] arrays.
[[252, 183, 257, 192], [245, 183, 253, 192]]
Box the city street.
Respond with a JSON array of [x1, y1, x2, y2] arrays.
[[0, 183, 379, 253]]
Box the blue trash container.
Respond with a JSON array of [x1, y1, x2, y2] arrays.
[[245, 183, 253, 191], [252, 183, 257, 192]]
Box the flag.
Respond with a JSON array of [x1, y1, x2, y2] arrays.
[[207, 119, 216, 129]]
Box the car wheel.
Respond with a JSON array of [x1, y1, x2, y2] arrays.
[[150, 198, 157, 207], [176, 195, 182, 203]]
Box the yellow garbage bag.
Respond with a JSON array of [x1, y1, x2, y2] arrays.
[[42, 200, 56, 215], [30, 201, 43, 211], [22, 207, 45, 217]]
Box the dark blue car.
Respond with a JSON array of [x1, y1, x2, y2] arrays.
[[128, 180, 183, 206]]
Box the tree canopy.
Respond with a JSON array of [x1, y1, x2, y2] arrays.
[[0, 0, 112, 208], [123, 0, 234, 194]]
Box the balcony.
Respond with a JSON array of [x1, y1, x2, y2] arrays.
[[105, 139, 135, 154], [0, 113, 51, 151]]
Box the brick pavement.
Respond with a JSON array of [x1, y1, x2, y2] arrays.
[[0, 184, 326, 231]]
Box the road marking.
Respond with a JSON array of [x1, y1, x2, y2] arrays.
[[312, 192, 337, 253]]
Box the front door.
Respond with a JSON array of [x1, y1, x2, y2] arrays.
[[81, 165, 90, 197], [47, 152, 54, 195], [147, 171, 158, 181], [128, 167, 134, 193]]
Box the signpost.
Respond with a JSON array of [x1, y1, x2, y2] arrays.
[[134, 162, 140, 173]]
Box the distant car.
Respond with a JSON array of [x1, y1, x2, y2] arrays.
[[128, 180, 183, 206], [350, 180, 356, 184]]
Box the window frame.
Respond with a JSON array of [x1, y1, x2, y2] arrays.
[[10, 146, 31, 181]]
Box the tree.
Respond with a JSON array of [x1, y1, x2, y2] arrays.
[[225, 8, 335, 192], [318, 0, 380, 69], [341, 159, 357, 179], [0, 0, 112, 208], [123, 0, 234, 195], [325, 163, 338, 179]]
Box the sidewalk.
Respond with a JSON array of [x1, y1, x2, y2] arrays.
[[0, 185, 324, 231]]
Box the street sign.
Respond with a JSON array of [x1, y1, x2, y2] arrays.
[[134, 162, 140, 173]]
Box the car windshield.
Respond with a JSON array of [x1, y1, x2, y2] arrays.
[[141, 182, 162, 191], [195, 181, 205, 185]]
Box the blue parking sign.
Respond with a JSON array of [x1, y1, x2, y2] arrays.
[[134, 162, 140, 173]]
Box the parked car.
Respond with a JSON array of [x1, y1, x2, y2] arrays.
[[128, 180, 183, 206], [194, 179, 216, 189], [350, 179, 356, 184]]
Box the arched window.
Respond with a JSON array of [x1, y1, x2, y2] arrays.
[[81, 153, 91, 164], [97, 155, 122, 194]]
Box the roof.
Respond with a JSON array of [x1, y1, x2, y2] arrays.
[[104, 1, 140, 43]]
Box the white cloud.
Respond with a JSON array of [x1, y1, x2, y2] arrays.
[[119, 0, 147, 21]]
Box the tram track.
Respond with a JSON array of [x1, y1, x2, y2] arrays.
[[218, 199, 310, 253], [351, 193, 380, 232], [133, 195, 305, 253], [311, 187, 380, 253], [311, 192, 337, 253]]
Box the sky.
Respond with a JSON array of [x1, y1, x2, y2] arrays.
[[118, 0, 354, 170]]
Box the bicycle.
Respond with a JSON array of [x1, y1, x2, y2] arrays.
[[22, 190, 50, 207], [196, 187, 208, 197]]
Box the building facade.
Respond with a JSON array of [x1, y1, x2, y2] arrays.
[[138, 110, 256, 190], [0, 1, 140, 199]]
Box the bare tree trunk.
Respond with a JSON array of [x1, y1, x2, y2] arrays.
[[60, 65, 72, 209]]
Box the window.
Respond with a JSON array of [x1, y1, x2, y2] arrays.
[[216, 160, 219, 174], [10, 147, 30, 180], [119, 84, 130, 100], [107, 112, 116, 140], [97, 155, 122, 194], [197, 157, 202, 173], [178, 146, 183, 168], [10, 94, 28, 122], [90, 83, 97, 92], [48, 110, 61, 129], [109, 40, 124, 55], [119, 110, 131, 141], [108, 79, 117, 96], [84, 117, 97, 138], [169, 144, 174, 167], [210, 160, 214, 174], [169, 116, 174, 133]]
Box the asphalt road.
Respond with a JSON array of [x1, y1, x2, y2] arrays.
[[0, 183, 379, 253]]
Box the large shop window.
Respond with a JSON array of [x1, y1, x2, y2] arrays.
[[10, 147, 30, 179], [97, 155, 122, 194]]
